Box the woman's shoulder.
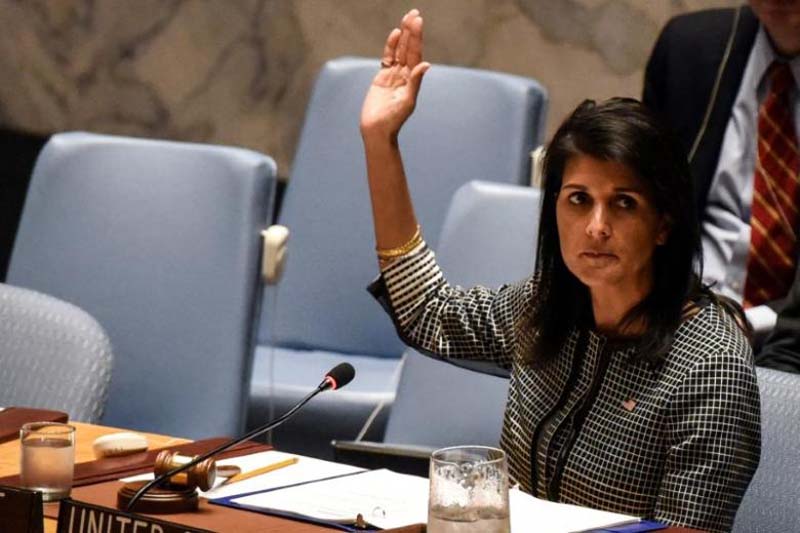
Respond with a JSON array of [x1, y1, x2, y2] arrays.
[[670, 297, 754, 368]]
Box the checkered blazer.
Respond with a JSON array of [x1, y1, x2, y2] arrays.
[[372, 245, 761, 533]]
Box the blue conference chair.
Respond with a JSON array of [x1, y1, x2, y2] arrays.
[[8, 132, 276, 439], [248, 57, 548, 458], [0, 282, 113, 423], [732, 367, 800, 533], [334, 181, 541, 473]]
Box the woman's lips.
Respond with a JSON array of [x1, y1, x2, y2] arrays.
[[579, 251, 618, 265], [580, 251, 617, 258]]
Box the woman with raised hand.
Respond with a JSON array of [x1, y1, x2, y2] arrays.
[[360, 9, 760, 533]]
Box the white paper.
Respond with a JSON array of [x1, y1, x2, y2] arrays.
[[509, 489, 639, 533], [121, 450, 364, 500], [204, 451, 364, 499], [229, 468, 429, 529]]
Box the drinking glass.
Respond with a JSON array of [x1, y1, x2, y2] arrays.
[[428, 445, 510, 533], [19, 422, 76, 501]]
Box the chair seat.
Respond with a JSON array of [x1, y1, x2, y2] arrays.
[[732, 367, 800, 532], [247, 346, 401, 459]]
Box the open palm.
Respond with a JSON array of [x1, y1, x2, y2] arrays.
[[360, 10, 430, 139]]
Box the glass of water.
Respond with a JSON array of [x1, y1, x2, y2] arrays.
[[19, 422, 76, 501], [428, 446, 510, 533]]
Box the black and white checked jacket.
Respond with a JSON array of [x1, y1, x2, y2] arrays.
[[371, 245, 761, 533]]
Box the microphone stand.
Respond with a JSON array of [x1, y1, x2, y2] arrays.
[[125, 380, 329, 512]]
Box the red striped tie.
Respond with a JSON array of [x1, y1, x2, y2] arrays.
[[744, 62, 800, 308]]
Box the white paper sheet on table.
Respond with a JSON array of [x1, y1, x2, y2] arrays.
[[510, 488, 640, 533], [121, 450, 364, 500], [226, 468, 429, 530]]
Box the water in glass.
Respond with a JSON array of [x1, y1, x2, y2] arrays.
[[428, 446, 510, 533], [429, 503, 510, 533], [20, 423, 75, 501]]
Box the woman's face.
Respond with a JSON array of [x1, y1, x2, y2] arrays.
[[556, 155, 670, 295]]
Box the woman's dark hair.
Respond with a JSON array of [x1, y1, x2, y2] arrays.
[[526, 97, 707, 365]]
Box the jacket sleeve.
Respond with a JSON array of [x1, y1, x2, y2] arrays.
[[654, 351, 761, 533], [368, 245, 534, 372]]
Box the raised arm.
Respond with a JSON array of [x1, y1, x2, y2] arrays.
[[361, 10, 524, 370], [360, 9, 430, 253]]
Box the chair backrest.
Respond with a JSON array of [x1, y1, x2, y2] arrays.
[[8, 132, 275, 439], [732, 367, 800, 533], [0, 283, 113, 423], [384, 181, 542, 447], [259, 56, 548, 359]]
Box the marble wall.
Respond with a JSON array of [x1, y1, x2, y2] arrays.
[[0, 0, 741, 177]]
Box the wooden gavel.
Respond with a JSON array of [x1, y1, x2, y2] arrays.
[[117, 450, 231, 513], [153, 450, 217, 491]]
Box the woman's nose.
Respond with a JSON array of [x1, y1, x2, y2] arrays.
[[585, 206, 611, 239]]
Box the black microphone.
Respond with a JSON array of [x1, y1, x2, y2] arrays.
[[125, 362, 356, 512], [321, 362, 356, 391]]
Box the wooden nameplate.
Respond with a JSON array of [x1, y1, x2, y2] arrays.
[[57, 498, 210, 533]]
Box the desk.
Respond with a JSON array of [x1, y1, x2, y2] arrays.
[[0, 423, 703, 533], [0, 422, 420, 532], [0, 422, 188, 533]]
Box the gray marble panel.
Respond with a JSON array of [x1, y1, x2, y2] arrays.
[[0, 0, 741, 175]]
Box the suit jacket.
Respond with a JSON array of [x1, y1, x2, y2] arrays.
[[372, 246, 760, 533], [643, 6, 800, 372], [643, 6, 758, 213]]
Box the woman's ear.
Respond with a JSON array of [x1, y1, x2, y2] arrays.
[[656, 215, 672, 246]]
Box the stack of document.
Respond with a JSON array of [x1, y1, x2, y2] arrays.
[[214, 468, 428, 530], [509, 489, 643, 532], [126, 451, 646, 532]]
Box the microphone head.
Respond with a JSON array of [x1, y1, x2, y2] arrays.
[[324, 363, 355, 391]]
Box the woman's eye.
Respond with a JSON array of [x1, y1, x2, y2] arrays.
[[616, 196, 636, 209], [567, 192, 587, 205]]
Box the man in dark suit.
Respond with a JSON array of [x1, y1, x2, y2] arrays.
[[643, 1, 800, 373]]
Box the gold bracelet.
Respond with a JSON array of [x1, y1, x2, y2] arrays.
[[376, 225, 422, 260]]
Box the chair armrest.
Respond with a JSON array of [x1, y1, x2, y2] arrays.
[[331, 440, 436, 477]]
